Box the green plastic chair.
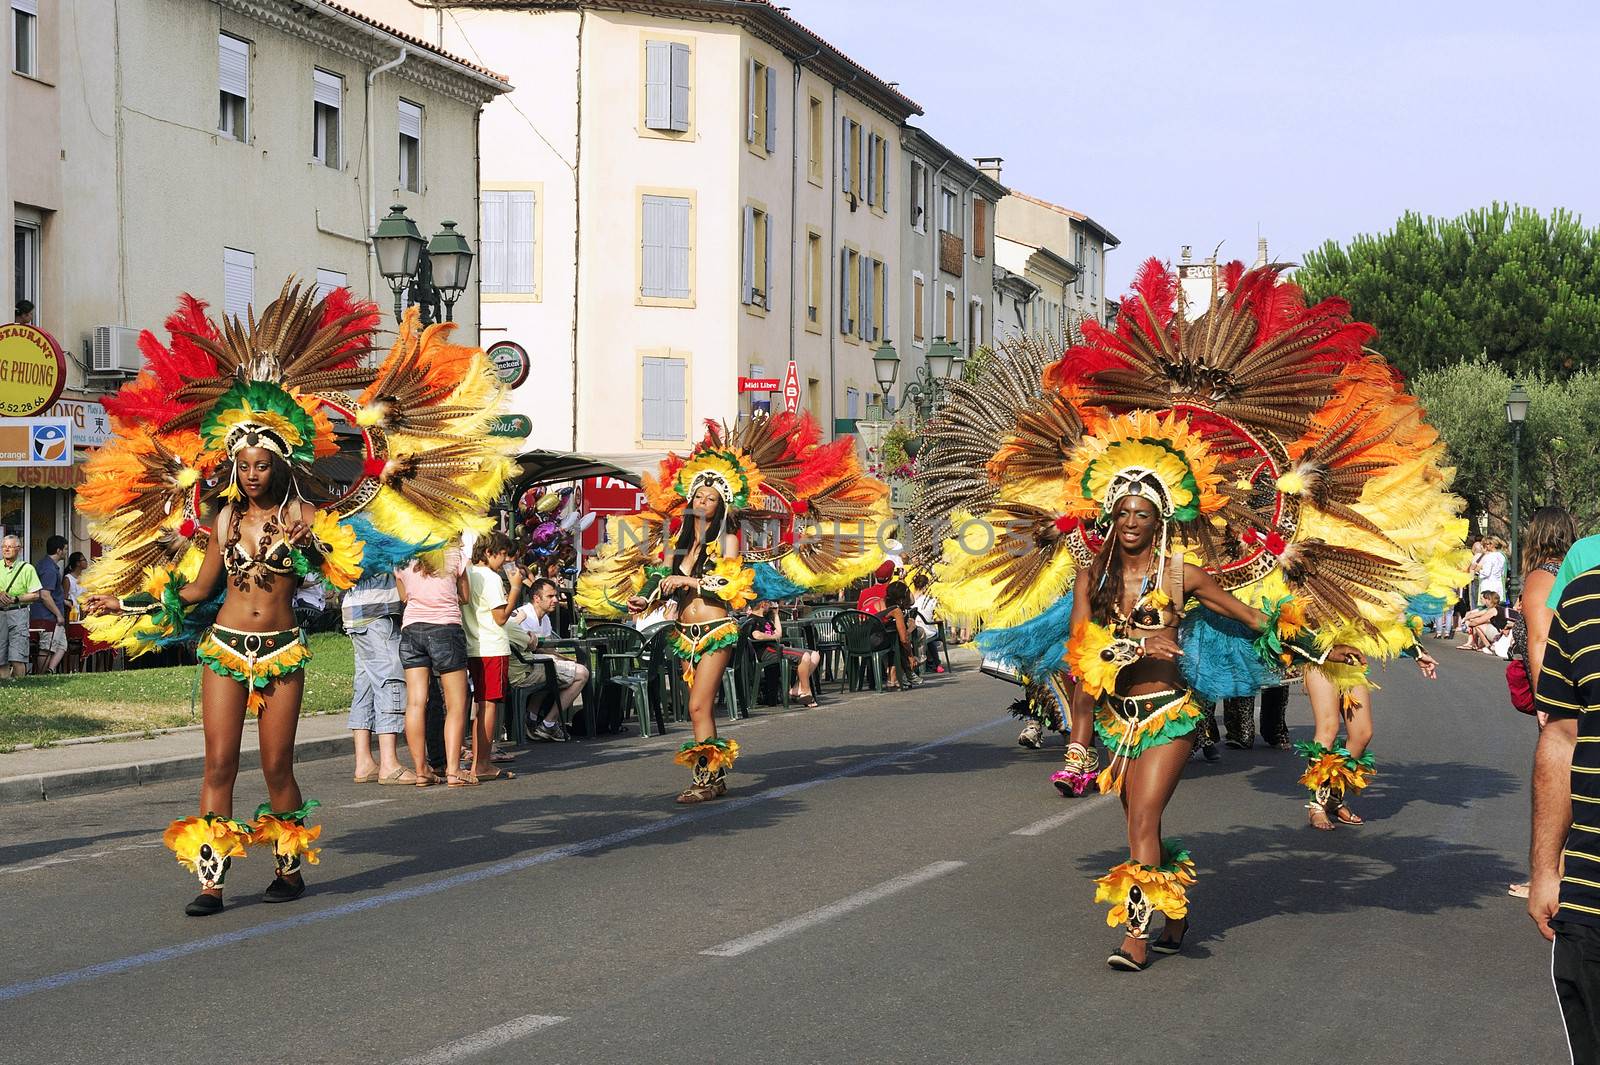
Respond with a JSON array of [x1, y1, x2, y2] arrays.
[[833, 609, 898, 694], [739, 615, 792, 710]]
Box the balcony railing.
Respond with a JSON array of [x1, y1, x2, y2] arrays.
[[939, 230, 964, 276]]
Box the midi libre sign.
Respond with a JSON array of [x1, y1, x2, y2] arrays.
[[0, 325, 66, 417]]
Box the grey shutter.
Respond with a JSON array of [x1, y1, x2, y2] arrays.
[[642, 358, 664, 439], [219, 34, 248, 100], [223, 248, 254, 319], [761, 211, 771, 310], [667, 198, 690, 299], [862, 257, 873, 340], [865, 134, 877, 205], [741, 205, 755, 305], [313, 269, 346, 302], [664, 359, 687, 439], [840, 119, 852, 197], [312, 68, 342, 109], [880, 139, 888, 211], [669, 43, 690, 132], [397, 100, 422, 140], [509, 191, 536, 294], [480, 191, 507, 293], [13, 0, 38, 13], [746, 59, 758, 143], [844, 249, 857, 329], [644, 41, 670, 130], [764, 65, 777, 152], [640, 196, 667, 298]]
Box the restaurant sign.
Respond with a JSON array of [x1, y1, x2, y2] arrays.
[[0, 325, 66, 417]]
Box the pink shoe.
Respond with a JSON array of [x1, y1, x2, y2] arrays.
[[1051, 768, 1096, 797]]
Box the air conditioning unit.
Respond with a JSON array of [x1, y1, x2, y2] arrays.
[[92, 325, 143, 374]]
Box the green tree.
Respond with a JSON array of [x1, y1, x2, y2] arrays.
[[1299, 204, 1600, 380], [1412, 359, 1600, 539]]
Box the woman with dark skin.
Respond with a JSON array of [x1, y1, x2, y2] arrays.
[[1069, 494, 1365, 968], [88, 446, 316, 914], [629, 484, 745, 803]]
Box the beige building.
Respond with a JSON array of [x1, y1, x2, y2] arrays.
[[351, 0, 920, 456], [989, 165, 1119, 341], [2, 0, 505, 556]]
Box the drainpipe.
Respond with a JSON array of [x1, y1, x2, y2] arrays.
[[472, 106, 482, 349], [365, 48, 409, 304], [926, 157, 949, 366], [570, 9, 585, 451], [827, 73, 857, 440], [789, 46, 821, 392], [959, 174, 979, 357]]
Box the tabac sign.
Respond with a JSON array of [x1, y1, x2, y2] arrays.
[[0, 325, 65, 417]]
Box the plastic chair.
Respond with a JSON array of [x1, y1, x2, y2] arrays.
[[505, 647, 559, 743], [805, 604, 847, 683], [833, 609, 898, 694], [739, 615, 792, 710]]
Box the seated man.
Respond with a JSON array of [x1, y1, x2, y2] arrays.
[[856, 559, 897, 616], [510, 577, 587, 742]]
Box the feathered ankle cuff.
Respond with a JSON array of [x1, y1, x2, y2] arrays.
[[250, 799, 323, 877], [674, 737, 740, 775], [163, 813, 253, 889], [1295, 742, 1375, 803], [1093, 840, 1198, 937]]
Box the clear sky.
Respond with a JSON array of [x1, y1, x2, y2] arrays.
[[787, 0, 1600, 293]]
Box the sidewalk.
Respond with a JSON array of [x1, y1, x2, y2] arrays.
[[0, 646, 984, 805]]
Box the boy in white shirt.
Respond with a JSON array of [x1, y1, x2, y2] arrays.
[[510, 578, 588, 741]]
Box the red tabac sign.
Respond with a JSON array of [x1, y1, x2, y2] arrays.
[[782, 360, 800, 413], [582, 476, 645, 514]]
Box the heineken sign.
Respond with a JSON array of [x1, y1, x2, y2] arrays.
[[487, 341, 530, 389], [487, 414, 532, 439]]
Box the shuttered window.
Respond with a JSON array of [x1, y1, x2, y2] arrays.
[[972, 200, 987, 258], [746, 58, 775, 152], [398, 100, 423, 192], [313, 69, 342, 168], [641, 195, 691, 300], [838, 248, 857, 335], [12, 0, 37, 76], [865, 134, 878, 207], [481, 191, 538, 296], [641, 356, 687, 441], [806, 231, 822, 326], [1075, 232, 1087, 294], [741, 205, 770, 309], [861, 256, 874, 341], [645, 41, 691, 132], [223, 248, 255, 319], [912, 273, 925, 343], [314, 269, 347, 302], [218, 34, 249, 140]]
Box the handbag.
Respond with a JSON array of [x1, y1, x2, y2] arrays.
[[1506, 658, 1536, 715]]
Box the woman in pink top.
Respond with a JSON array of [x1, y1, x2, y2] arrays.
[[396, 544, 471, 787]]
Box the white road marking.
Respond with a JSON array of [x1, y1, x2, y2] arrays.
[[699, 860, 968, 958], [0, 840, 162, 877], [344, 799, 397, 809], [1010, 795, 1114, 836], [391, 1014, 569, 1064]]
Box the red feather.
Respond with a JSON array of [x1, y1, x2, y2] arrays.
[[318, 287, 380, 369], [1119, 257, 1176, 344]]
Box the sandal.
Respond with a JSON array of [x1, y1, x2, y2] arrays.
[[353, 770, 379, 784], [1306, 803, 1336, 831], [414, 771, 442, 788], [1151, 916, 1189, 955], [1509, 882, 1531, 898], [1334, 806, 1364, 826], [447, 773, 480, 787], [472, 768, 516, 782], [379, 768, 418, 786], [490, 746, 517, 764]]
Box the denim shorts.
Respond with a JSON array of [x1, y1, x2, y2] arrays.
[[399, 621, 468, 676]]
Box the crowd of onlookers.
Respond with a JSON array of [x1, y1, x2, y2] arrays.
[[0, 533, 92, 679]]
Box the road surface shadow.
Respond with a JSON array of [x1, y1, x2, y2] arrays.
[[0, 825, 152, 867]]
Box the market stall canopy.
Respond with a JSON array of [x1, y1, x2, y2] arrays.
[[509, 450, 669, 489]]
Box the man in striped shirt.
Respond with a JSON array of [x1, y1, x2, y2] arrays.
[[1532, 564, 1600, 1062]]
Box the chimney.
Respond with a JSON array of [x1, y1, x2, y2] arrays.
[[1254, 237, 1268, 268], [974, 156, 1002, 182]]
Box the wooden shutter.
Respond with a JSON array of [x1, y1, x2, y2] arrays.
[[913, 275, 924, 341], [223, 248, 254, 319], [840, 119, 852, 196], [667, 198, 691, 298], [860, 254, 871, 339], [764, 65, 778, 151], [741, 205, 755, 305], [839, 249, 852, 333], [509, 191, 536, 294], [746, 59, 758, 143], [972, 200, 987, 258], [664, 358, 686, 439], [640, 196, 667, 298], [480, 190, 507, 293], [761, 211, 771, 310], [865, 134, 876, 205], [218, 34, 248, 100], [669, 43, 690, 132], [644, 41, 670, 130], [642, 357, 664, 439]]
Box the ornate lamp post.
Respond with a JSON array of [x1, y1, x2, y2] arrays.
[[372, 205, 475, 325], [1506, 382, 1530, 600], [896, 337, 959, 420]]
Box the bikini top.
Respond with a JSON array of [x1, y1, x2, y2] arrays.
[[229, 538, 297, 576], [1110, 560, 1186, 637]]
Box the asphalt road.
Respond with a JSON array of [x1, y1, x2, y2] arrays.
[[0, 644, 1564, 1065]]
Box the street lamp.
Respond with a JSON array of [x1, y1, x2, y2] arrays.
[[897, 337, 960, 421], [1506, 382, 1530, 599], [873, 339, 901, 392], [371, 205, 475, 325]]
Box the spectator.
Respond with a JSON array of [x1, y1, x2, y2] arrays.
[[748, 600, 821, 707], [1459, 590, 1507, 651], [1477, 536, 1508, 601], [464, 531, 522, 781], [512, 577, 585, 741], [856, 559, 896, 615], [880, 580, 917, 689], [62, 551, 87, 618], [910, 572, 943, 674], [30, 534, 68, 675], [396, 543, 472, 787], [0, 535, 41, 680], [1529, 563, 1600, 1058], [343, 569, 411, 785], [13, 299, 33, 325], [1509, 506, 1578, 898]]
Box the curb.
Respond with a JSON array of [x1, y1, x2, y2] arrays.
[[0, 735, 350, 806]]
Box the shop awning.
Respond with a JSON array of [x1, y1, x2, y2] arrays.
[[509, 449, 668, 489]]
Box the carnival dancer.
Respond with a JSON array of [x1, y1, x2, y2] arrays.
[[578, 412, 894, 803], [80, 284, 514, 914], [918, 260, 1467, 969]]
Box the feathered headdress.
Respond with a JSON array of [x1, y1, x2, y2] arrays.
[[80, 281, 518, 654]]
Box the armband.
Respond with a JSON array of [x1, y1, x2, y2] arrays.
[[699, 556, 756, 611], [1252, 594, 1323, 668]]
